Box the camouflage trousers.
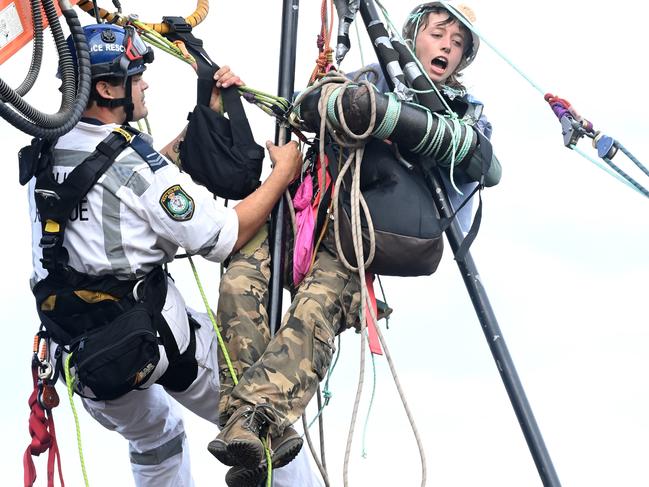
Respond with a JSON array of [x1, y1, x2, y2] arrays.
[[216, 226, 361, 436]]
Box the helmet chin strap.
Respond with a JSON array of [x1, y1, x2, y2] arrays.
[[96, 75, 135, 122]]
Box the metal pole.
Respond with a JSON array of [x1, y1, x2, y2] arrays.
[[264, 1, 299, 486], [268, 0, 300, 336], [358, 1, 562, 485]]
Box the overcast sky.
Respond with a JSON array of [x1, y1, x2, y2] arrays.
[[1, 1, 648, 486]]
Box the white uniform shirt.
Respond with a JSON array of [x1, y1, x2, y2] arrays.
[[29, 121, 239, 383], [30, 120, 238, 283]]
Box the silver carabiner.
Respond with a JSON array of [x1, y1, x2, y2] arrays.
[[38, 362, 53, 380]]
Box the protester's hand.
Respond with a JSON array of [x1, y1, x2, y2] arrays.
[[266, 140, 302, 183], [210, 65, 244, 113]]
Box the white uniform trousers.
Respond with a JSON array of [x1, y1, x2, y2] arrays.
[[81, 309, 322, 487]]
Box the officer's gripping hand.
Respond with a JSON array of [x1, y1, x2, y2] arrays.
[[266, 140, 302, 184], [209, 65, 244, 114]]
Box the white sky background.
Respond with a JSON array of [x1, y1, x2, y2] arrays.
[[1, 1, 648, 486]]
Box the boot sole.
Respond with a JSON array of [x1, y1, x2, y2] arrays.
[[207, 438, 236, 466], [271, 436, 304, 469], [225, 465, 265, 487], [228, 440, 266, 468]]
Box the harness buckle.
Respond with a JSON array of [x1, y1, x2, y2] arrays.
[[162, 16, 193, 34], [39, 234, 60, 249]]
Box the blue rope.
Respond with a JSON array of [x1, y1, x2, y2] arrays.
[[617, 142, 649, 178], [571, 145, 649, 199]]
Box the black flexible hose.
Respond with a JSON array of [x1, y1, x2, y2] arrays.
[[0, 5, 91, 139], [12, 0, 44, 97]]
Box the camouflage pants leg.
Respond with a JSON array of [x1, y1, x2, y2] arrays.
[[230, 246, 361, 436], [216, 228, 272, 427]]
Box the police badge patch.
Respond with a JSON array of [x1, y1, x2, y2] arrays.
[[160, 185, 195, 221]]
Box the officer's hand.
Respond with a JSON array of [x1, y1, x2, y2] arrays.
[[210, 65, 244, 113], [266, 140, 302, 183]]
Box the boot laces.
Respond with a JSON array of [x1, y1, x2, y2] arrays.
[[242, 403, 278, 437]]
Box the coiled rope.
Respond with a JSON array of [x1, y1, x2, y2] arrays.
[[293, 70, 428, 487]]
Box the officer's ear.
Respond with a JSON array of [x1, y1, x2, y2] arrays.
[[95, 79, 120, 100]]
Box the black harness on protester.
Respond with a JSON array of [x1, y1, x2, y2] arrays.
[[23, 126, 198, 400]]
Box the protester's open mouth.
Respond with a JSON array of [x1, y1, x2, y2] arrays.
[[431, 56, 448, 71]]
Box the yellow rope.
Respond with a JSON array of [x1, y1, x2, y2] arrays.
[[64, 353, 90, 487], [187, 256, 275, 483]]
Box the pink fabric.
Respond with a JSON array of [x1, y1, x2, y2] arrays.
[[293, 176, 316, 286]]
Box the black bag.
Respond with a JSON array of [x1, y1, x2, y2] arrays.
[[180, 90, 264, 200], [336, 139, 444, 277], [73, 304, 160, 400]]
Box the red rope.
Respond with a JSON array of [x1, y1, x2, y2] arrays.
[[24, 366, 64, 487], [309, 0, 336, 84]]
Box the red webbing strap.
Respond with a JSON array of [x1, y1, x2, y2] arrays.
[[23, 367, 64, 487], [364, 273, 383, 355]]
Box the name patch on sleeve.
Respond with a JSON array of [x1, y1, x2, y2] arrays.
[[159, 185, 195, 221]]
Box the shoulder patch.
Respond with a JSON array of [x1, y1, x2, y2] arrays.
[[160, 185, 195, 221], [130, 134, 168, 172]]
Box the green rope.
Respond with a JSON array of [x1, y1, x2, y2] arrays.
[[412, 109, 432, 153], [361, 348, 378, 459], [372, 92, 401, 139], [188, 257, 278, 483], [188, 256, 237, 385], [326, 86, 343, 129], [64, 353, 90, 487], [306, 335, 341, 430]]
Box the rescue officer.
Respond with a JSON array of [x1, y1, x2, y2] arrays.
[[28, 23, 320, 487], [209, 3, 498, 486]]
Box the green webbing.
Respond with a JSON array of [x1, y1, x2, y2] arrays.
[[372, 92, 401, 139], [187, 256, 275, 484], [64, 353, 90, 487]]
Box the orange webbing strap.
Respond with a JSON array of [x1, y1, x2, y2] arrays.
[[76, 0, 209, 33], [309, 0, 335, 84]]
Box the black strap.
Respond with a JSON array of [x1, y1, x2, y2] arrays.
[[161, 16, 216, 106], [454, 132, 493, 262], [34, 128, 134, 272], [161, 17, 260, 155]]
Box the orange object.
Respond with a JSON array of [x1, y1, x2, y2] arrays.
[[0, 0, 78, 65]]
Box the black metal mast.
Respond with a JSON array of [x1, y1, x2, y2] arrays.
[[264, 1, 300, 486], [358, 1, 561, 485]]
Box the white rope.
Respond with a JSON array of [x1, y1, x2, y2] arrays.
[[292, 70, 428, 487]]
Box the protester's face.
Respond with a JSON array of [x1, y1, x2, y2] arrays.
[[414, 11, 466, 84]]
